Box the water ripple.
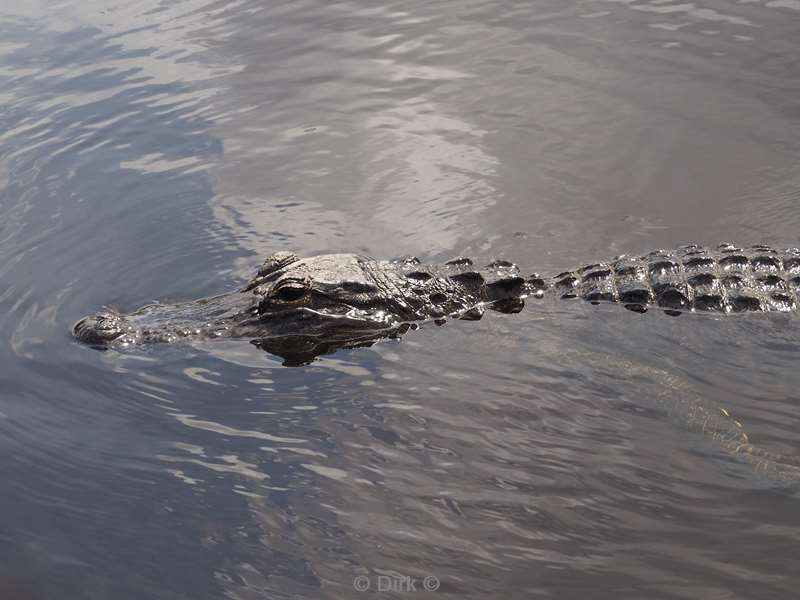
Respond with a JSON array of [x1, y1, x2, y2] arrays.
[[2, 0, 800, 598]]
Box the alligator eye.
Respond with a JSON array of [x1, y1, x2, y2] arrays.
[[274, 285, 308, 302]]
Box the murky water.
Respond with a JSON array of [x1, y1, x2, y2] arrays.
[[2, 0, 800, 598]]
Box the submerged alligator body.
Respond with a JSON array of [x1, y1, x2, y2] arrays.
[[74, 243, 800, 364]]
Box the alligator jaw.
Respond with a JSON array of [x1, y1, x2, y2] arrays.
[[73, 291, 258, 348]]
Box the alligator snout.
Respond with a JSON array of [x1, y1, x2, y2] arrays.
[[73, 311, 128, 346]]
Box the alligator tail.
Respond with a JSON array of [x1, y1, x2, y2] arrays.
[[602, 355, 800, 482]]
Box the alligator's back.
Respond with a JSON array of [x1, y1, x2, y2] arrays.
[[539, 243, 800, 314]]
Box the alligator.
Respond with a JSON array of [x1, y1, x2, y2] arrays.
[[74, 243, 800, 364]]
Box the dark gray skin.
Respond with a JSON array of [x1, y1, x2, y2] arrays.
[[73, 251, 526, 364], [540, 242, 800, 313], [74, 243, 800, 364]]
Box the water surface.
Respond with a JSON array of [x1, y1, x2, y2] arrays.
[[1, 0, 800, 598]]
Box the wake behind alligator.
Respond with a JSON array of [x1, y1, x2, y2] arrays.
[[73, 242, 800, 480]]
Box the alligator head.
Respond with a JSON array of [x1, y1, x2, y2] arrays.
[[73, 251, 527, 364]]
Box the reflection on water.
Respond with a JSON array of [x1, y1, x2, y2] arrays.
[[1, 0, 800, 598]]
